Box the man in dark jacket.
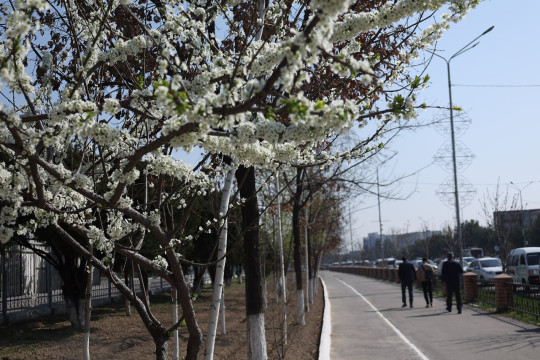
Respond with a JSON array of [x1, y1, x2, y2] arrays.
[[441, 252, 464, 314], [398, 256, 417, 308]]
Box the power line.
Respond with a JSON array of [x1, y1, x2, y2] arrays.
[[399, 180, 540, 187], [453, 84, 540, 88]]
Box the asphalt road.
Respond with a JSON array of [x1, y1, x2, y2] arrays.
[[319, 270, 540, 360]]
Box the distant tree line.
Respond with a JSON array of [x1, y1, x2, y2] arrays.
[[360, 218, 540, 263]]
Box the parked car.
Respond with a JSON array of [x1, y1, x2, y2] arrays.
[[468, 257, 503, 282], [462, 256, 475, 271], [507, 247, 540, 285], [436, 259, 446, 278]]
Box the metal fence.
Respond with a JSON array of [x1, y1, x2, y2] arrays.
[[507, 281, 540, 320], [474, 278, 540, 320], [476, 279, 496, 307], [0, 242, 211, 324]]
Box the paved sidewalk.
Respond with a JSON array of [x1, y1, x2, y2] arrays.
[[319, 270, 540, 360]]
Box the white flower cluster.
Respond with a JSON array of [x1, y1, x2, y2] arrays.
[[106, 211, 140, 241], [332, 0, 473, 43], [88, 226, 114, 258], [111, 167, 140, 186], [102, 98, 121, 115], [97, 34, 158, 64], [0, 165, 25, 205], [15, 0, 49, 11], [145, 154, 210, 188], [247, 42, 285, 78], [148, 210, 161, 228], [153, 255, 168, 268], [0, 226, 13, 244], [311, 0, 353, 18], [0, 0, 475, 249]]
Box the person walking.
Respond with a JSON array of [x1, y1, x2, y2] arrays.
[[441, 252, 464, 314], [418, 257, 435, 308], [398, 256, 416, 308]]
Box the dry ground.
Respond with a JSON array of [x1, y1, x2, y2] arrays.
[[0, 274, 323, 360]]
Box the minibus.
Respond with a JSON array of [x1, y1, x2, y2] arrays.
[[507, 247, 540, 285]]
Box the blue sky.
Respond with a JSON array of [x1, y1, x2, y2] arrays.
[[350, 0, 540, 247]]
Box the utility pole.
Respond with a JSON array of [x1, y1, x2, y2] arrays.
[[510, 181, 533, 247], [430, 26, 494, 263], [377, 169, 384, 259], [349, 204, 354, 262]]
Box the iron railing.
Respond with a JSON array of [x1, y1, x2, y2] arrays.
[[476, 279, 496, 307], [1, 242, 211, 323], [507, 281, 540, 320]]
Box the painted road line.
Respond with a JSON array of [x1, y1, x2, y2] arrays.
[[337, 277, 430, 360]]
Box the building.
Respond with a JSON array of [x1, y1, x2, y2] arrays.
[[494, 209, 540, 246]]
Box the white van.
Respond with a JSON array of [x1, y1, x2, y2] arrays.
[[507, 247, 540, 285]]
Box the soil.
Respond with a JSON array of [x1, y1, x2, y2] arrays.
[[0, 274, 323, 360]]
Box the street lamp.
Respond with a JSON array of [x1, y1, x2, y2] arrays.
[[430, 26, 494, 263], [509, 181, 533, 246]]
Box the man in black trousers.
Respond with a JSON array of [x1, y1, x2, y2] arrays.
[[441, 252, 464, 314], [398, 256, 416, 308]]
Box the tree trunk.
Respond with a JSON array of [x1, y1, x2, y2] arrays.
[[166, 249, 203, 360], [313, 250, 323, 297], [66, 298, 85, 331], [304, 208, 311, 309], [124, 266, 132, 316], [236, 165, 267, 360], [205, 169, 234, 360], [276, 175, 287, 343], [172, 288, 179, 360], [83, 243, 93, 360], [292, 168, 305, 325], [51, 224, 202, 360], [220, 289, 226, 335], [306, 210, 313, 305], [153, 334, 169, 360]]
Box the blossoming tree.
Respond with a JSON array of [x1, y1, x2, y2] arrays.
[[0, 0, 478, 359]]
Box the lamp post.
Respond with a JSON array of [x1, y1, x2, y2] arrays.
[[509, 181, 533, 246], [377, 168, 384, 260], [430, 26, 494, 263]]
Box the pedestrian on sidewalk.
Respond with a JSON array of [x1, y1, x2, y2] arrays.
[[398, 256, 416, 308], [441, 252, 463, 314], [418, 257, 435, 308]]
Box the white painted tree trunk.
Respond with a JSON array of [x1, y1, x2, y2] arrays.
[[220, 289, 226, 335], [274, 269, 280, 303], [276, 176, 287, 343], [314, 251, 323, 297], [83, 245, 93, 360], [172, 288, 179, 360], [204, 169, 234, 360], [309, 278, 315, 304], [243, 4, 268, 359], [247, 313, 267, 360], [304, 209, 310, 311], [83, 332, 90, 360]]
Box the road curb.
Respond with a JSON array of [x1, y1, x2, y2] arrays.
[[318, 276, 331, 360]]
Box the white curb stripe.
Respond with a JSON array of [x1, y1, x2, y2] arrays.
[[337, 277, 430, 360], [318, 276, 331, 360]]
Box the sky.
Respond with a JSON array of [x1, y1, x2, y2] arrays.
[[348, 0, 540, 248]]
